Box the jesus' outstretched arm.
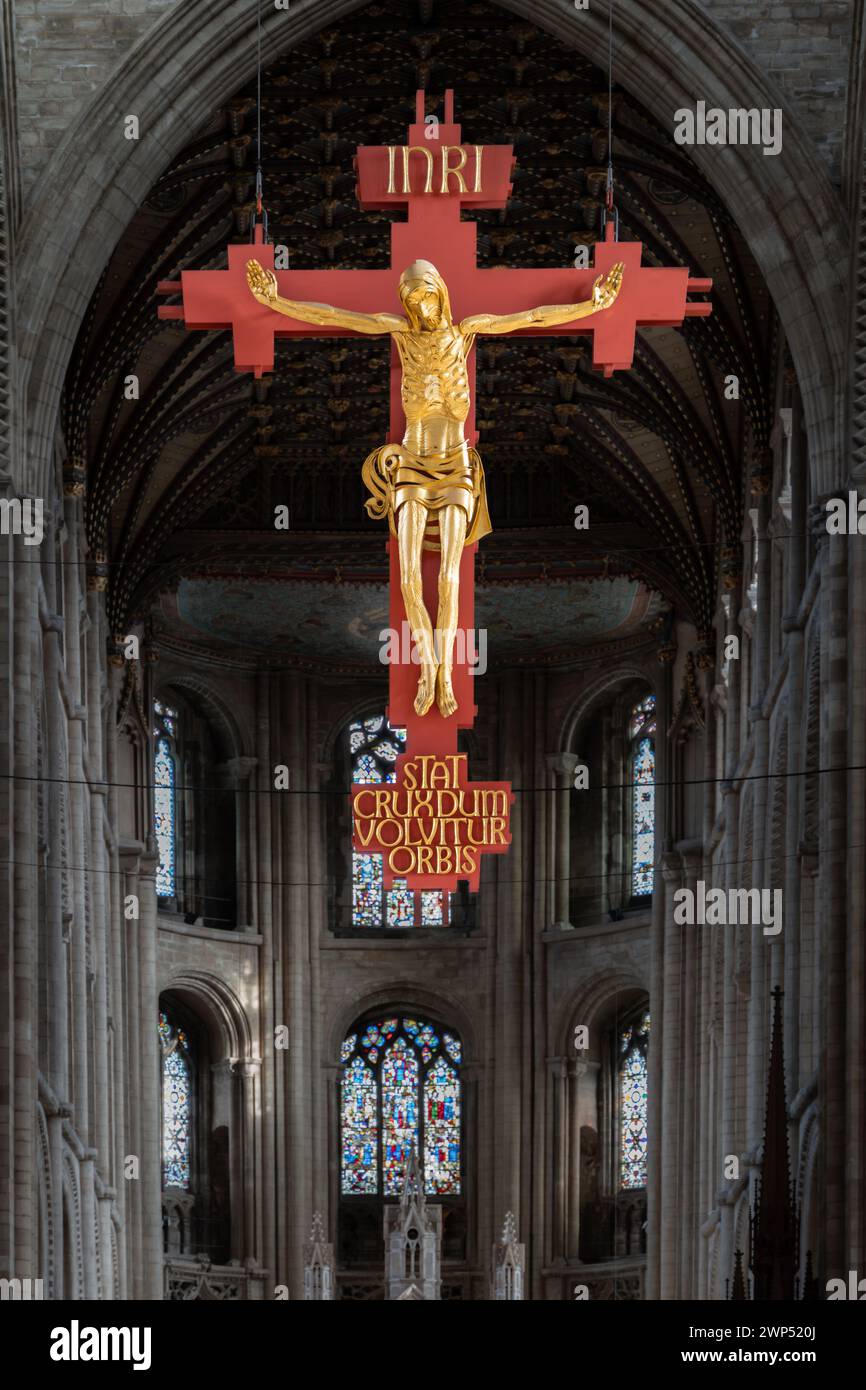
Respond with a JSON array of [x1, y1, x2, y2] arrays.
[[246, 260, 406, 335], [460, 261, 624, 335]]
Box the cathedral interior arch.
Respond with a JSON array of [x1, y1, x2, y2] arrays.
[[2, 0, 865, 1310]]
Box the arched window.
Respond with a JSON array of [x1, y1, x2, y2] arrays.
[[153, 700, 178, 899], [350, 717, 447, 928], [629, 695, 656, 898], [618, 1009, 650, 1190], [340, 1014, 462, 1197], [159, 1010, 192, 1189]]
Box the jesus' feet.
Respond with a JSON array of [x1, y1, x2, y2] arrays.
[[436, 664, 458, 718], [414, 665, 437, 716]]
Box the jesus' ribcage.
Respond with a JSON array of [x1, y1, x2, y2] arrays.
[[396, 327, 472, 425]]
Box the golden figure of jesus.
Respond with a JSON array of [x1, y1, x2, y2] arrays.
[[247, 258, 623, 717]]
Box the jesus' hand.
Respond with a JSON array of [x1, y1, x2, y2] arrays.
[[591, 262, 624, 311], [246, 259, 279, 305]]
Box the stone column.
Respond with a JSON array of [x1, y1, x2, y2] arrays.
[[223, 755, 258, 927], [549, 1056, 568, 1260], [240, 1059, 262, 1261], [815, 507, 847, 1282], [658, 850, 683, 1299], [137, 850, 163, 1299], [42, 617, 69, 1098], [547, 753, 578, 928]]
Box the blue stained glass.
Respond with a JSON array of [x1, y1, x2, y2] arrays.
[[421, 890, 444, 926], [354, 753, 381, 784], [372, 740, 400, 761], [632, 735, 655, 896], [620, 1014, 649, 1189], [387, 880, 415, 927], [160, 1011, 191, 1189], [154, 735, 175, 898], [352, 851, 382, 928], [424, 1058, 461, 1194], [350, 714, 443, 929], [341, 1057, 378, 1194], [382, 1038, 419, 1195], [629, 693, 656, 739], [341, 1016, 462, 1197]]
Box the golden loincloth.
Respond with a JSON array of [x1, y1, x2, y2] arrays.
[[361, 440, 492, 551]]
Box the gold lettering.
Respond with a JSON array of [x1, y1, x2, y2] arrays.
[[387, 145, 397, 194], [355, 820, 379, 848], [430, 760, 451, 789], [401, 144, 434, 194], [377, 818, 403, 846], [473, 144, 483, 193], [353, 789, 377, 818], [389, 846, 415, 874], [440, 145, 468, 193]]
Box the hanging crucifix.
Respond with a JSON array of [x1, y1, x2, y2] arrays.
[[245, 254, 623, 719], [158, 89, 711, 893]]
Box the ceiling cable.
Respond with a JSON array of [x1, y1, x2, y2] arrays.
[[252, 0, 268, 241], [603, 0, 618, 239]]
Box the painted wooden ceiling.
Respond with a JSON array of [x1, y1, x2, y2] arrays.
[[64, 0, 776, 665]]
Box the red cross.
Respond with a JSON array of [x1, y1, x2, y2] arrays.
[[157, 91, 711, 891]]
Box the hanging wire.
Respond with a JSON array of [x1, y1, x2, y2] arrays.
[[252, 0, 269, 241], [602, 0, 618, 239]]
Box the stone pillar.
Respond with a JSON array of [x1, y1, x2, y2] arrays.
[[240, 1059, 262, 1261], [547, 753, 578, 928], [137, 851, 163, 1299], [42, 618, 69, 1099], [658, 850, 683, 1298], [223, 756, 257, 927], [815, 506, 847, 1282]]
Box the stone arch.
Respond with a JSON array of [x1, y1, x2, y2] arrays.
[[157, 674, 246, 764], [330, 980, 477, 1063], [321, 691, 393, 767], [557, 967, 648, 1058], [16, 0, 845, 500], [159, 970, 254, 1062], [559, 665, 654, 754]]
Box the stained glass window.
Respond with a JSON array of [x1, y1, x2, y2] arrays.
[[154, 701, 179, 899], [423, 1057, 461, 1193], [349, 716, 450, 929], [630, 695, 656, 897], [341, 1057, 378, 1194], [619, 1010, 650, 1189], [340, 1015, 462, 1196], [159, 1010, 192, 1189]]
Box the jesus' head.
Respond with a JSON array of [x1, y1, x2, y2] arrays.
[[398, 261, 453, 332]]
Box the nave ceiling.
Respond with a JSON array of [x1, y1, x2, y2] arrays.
[[63, 0, 775, 670]]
